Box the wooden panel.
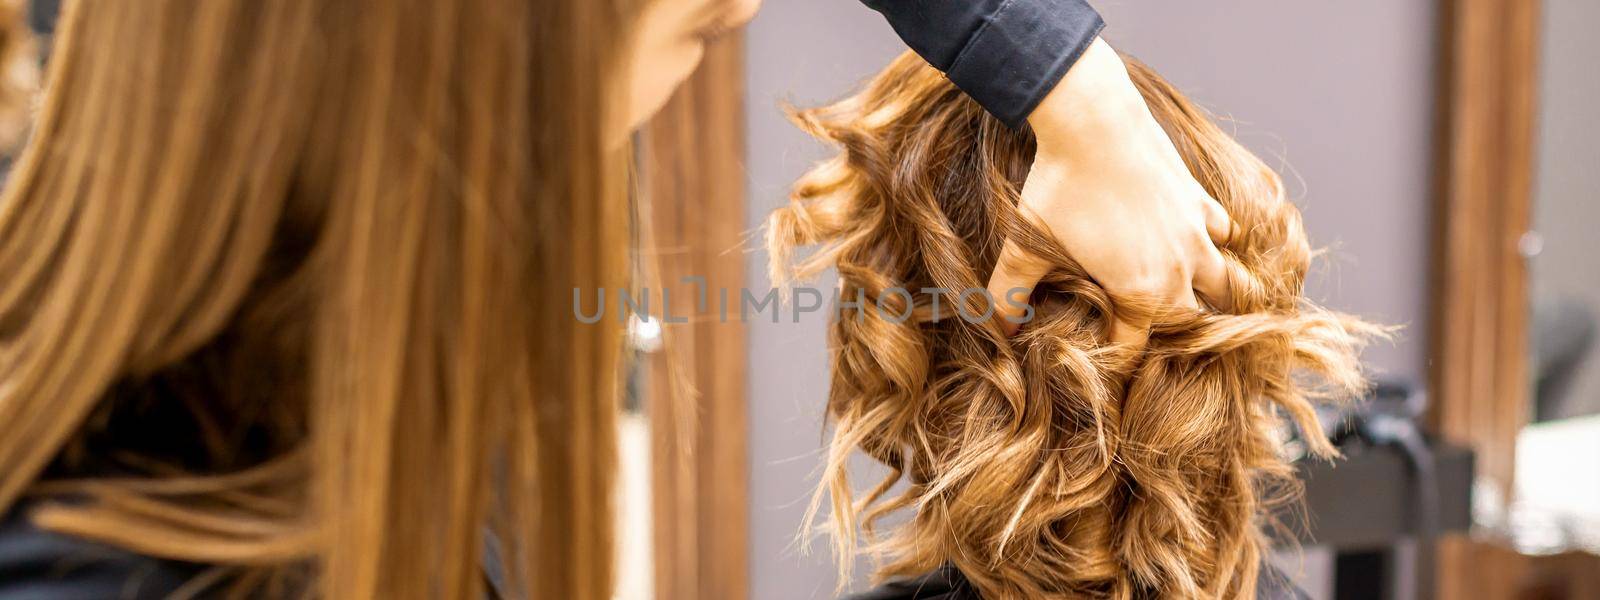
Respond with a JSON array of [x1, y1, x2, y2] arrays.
[[1429, 0, 1540, 494], [1429, 0, 1542, 598], [637, 34, 750, 600], [1437, 542, 1600, 599]]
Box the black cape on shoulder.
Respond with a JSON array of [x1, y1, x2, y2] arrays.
[[844, 563, 1312, 600], [0, 500, 206, 600]]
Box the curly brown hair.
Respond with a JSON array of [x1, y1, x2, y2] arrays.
[[766, 51, 1386, 599]]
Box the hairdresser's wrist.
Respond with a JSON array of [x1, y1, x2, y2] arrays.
[[1027, 37, 1149, 155]]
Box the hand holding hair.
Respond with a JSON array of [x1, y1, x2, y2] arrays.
[[985, 38, 1236, 345]]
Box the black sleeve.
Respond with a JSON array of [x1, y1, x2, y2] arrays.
[[859, 0, 1106, 128]]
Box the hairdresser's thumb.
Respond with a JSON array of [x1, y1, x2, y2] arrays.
[[986, 239, 1049, 336], [1108, 314, 1152, 350]]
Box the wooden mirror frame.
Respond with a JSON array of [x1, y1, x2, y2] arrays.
[[1429, 0, 1540, 501], [636, 35, 751, 600], [1428, 0, 1547, 597]]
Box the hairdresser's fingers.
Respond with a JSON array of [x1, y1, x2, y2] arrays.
[[1203, 195, 1234, 247], [986, 239, 1051, 336], [1193, 245, 1234, 312]]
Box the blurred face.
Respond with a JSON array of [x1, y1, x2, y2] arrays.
[[620, 0, 761, 138]]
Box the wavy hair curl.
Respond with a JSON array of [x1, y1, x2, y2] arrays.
[[766, 51, 1386, 599]]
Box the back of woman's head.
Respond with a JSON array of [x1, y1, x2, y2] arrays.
[[0, 0, 637, 597], [768, 51, 1383, 599]]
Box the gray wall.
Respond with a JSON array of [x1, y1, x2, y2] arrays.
[[745, 1, 1439, 598]]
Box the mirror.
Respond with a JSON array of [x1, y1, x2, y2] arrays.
[[1506, 0, 1600, 557]]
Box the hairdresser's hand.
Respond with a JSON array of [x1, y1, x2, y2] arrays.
[[986, 38, 1233, 347]]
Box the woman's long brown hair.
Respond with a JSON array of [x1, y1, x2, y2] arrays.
[[0, 0, 634, 597], [0, 0, 36, 153], [768, 52, 1386, 599]]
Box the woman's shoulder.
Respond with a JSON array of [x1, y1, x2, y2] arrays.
[[0, 500, 205, 600], [842, 565, 976, 600], [843, 562, 1311, 600]]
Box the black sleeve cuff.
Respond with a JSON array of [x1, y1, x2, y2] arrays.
[[863, 0, 1106, 129]]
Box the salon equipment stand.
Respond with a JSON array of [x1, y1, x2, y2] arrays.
[[1274, 440, 1475, 600]]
